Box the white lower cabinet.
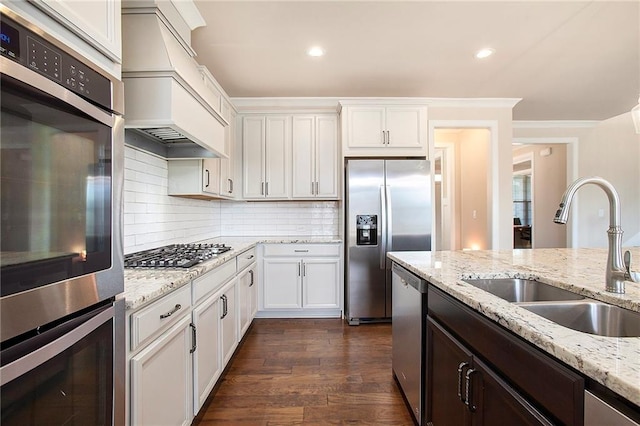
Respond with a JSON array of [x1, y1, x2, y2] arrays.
[[220, 278, 238, 366], [192, 293, 221, 415], [302, 258, 341, 309], [259, 243, 342, 317], [127, 249, 259, 425], [130, 314, 193, 426], [238, 263, 257, 338], [263, 258, 302, 309]]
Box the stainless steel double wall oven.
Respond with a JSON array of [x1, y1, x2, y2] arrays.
[[0, 6, 124, 425]]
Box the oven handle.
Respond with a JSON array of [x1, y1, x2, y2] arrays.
[[0, 305, 114, 386], [1, 56, 115, 127]]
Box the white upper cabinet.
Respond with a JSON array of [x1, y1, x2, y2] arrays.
[[36, 0, 121, 62], [167, 159, 220, 199], [341, 103, 427, 157], [242, 116, 291, 199], [292, 115, 339, 200], [219, 101, 236, 198], [4, 0, 122, 77]]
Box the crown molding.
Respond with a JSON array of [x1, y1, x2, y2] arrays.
[[231, 97, 342, 114], [170, 0, 206, 30], [513, 120, 600, 129], [231, 97, 522, 113]]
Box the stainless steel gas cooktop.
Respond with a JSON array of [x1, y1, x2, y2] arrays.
[[124, 243, 232, 268]]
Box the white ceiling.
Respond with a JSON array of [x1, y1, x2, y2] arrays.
[[191, 1, 640, 121]]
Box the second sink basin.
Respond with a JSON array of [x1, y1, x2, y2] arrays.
[[518, 301, 640, 338], [463, 278, 585, 302]]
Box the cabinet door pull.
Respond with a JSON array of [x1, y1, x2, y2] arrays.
[[266, 181, 269, 195], [205, 169, 210, 187], [465, 368, 478, 412], [249, 270, 254, 287], [311, 182, 315, 195], [160, 304, 182, 319], [247, 255, 255, 260], [303, 263, 306, 277], [220, 295, 228, 319], [294, 249, 309, 253], [315, 181, 319, 195], [189, 323, 197, 354], [298, 262, 301, 276], [261, 182, 265, 195], [457, 362, 470, 404], [228, 178, 233, 194]]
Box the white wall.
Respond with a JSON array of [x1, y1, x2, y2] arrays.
[[513, 112, 640, 248], [458, 129, 491, 250], [123, 145, 340, 253]]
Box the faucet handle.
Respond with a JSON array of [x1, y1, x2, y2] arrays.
[[623, 251, 640, 282]]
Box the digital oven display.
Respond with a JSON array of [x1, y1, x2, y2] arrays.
[[0, 20, 20, 60]]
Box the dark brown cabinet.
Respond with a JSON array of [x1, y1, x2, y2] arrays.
[[427, 317, 553, 426], [426, 285, 585, 426]]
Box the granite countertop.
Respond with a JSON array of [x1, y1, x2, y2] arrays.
[[124, 236, 342, 311], [387, 247, 640, 407]]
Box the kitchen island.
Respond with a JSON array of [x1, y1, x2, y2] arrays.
[[388, 247, 640, 411]]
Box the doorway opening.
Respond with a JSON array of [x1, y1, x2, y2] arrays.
[[512, 142, 569, 248], [434, 127, 492, 251], [512, 157, 533, 248]]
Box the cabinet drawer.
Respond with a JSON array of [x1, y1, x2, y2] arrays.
[[131, 285, 192, 351], [237, 247, 257, 271], [193, 259, 237, 305], [262, 243, 340, 257]]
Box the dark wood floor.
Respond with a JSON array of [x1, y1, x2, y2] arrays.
[[193, 318, 415, 425]]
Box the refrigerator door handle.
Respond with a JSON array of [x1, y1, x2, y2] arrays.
[[385, 185, 393, 252], [380, 185, 387, 270]]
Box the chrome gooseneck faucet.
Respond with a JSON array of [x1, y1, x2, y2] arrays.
[[554, 176, 638, 294]]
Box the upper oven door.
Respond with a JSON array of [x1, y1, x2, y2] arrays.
[[0, 49, 124, 343], [1, 58, 116, 297]]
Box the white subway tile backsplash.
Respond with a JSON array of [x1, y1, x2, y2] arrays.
[[123, 145, 340, 253], [123, 145, 221, 253]]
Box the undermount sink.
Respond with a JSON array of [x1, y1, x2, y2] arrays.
[[463, 278, 585, 303], [518, 301, 640, 338]]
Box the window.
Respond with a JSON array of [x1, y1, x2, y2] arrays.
[[513, 174, 531, 226]]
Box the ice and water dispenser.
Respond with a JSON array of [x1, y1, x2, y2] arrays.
[[356, 215, 377, 246]]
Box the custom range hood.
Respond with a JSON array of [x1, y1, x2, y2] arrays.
[[122, 4, 226, 158]]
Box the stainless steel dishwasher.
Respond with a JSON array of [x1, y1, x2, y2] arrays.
[[392, 262, 427, 425]]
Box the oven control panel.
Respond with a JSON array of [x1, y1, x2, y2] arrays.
[[0, 13, 111, 111]]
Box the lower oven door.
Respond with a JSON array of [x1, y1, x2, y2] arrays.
[[0, 300, 123, 426]]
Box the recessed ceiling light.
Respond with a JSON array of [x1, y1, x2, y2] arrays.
[[475, 48, 495, 59], [307, 46, 325, 57]]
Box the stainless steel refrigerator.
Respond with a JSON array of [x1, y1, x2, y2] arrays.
[[345, 159, 431, 325]]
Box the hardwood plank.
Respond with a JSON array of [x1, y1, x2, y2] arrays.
[[197, 407, 304, 424], [192, 319, 414, 425]]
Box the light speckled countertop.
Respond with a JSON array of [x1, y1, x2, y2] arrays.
[[387, 247, 640, 407], [124, 236, 342, 311]]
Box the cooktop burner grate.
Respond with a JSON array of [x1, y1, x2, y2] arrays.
[[124, 243, 232, 268]]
